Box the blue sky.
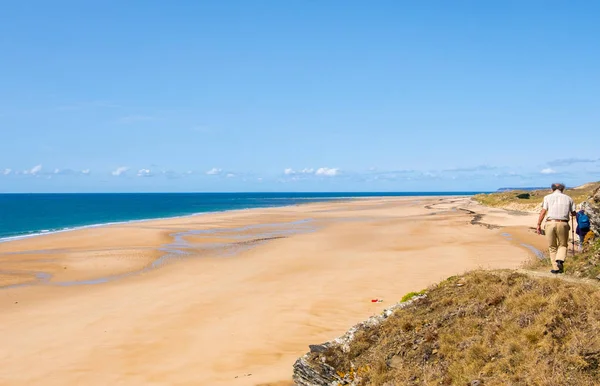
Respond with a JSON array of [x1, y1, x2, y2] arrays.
[[1, 1, 599, 192]]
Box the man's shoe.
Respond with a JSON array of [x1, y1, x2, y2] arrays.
[[550, 269, 563, 274]]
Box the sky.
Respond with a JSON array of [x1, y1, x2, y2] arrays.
[[1, 1, 599, 193]]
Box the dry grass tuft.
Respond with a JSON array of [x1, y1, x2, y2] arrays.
[[307, 270, 600, 385]]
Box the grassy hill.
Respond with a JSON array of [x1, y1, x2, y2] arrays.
[[295, 265, 600, 385], [473, 182, 600, 212]]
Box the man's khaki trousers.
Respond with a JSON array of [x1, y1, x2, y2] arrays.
[[545, 221, 570, 270]]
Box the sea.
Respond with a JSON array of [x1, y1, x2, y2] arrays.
[[0, 192, 481, 241]]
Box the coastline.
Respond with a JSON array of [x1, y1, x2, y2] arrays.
[[0, 192, 481, 243], [0, 196, 543, 385]]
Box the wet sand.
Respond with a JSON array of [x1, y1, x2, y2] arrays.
[[0, 197, 544, 385]]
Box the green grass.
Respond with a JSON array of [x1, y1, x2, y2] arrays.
[[400, 290, 427, 303]]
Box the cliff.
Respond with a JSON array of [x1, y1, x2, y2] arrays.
[[582, 185, 600, 236], [292, 271, 600, 385]]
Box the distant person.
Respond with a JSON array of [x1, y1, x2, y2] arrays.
[[536, 183, 576, 274], [576, 205, 591, 251]]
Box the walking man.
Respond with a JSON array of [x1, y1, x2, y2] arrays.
[[536, 183, 576, 274]]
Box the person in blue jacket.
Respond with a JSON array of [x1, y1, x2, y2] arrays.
[[576, 205, 591, 251]]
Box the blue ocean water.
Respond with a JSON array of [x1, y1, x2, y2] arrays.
[[0, 192, 481, 241]]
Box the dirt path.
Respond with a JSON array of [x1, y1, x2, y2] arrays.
[[517, 269, 600, 286]]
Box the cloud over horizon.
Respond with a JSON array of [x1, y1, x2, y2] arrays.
[[284, 168, 315, 175], [284, 167, 338, 177], [137, 169, 153, 177], [1, 161, 597, 192], [23, 165, 43, 176], [111, 166, 129, 176], [315, 167, 339, 176], [443, 165, 498, 172], [547, 158, 599, 167], [206, 168, 222, 175]]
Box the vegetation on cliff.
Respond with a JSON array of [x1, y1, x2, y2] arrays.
[[297, 270, 600, 385]]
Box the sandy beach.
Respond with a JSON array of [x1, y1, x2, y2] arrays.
[[0, 197, 546, 385]]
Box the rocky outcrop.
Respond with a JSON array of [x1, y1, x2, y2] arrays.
[[582, 186, 600, 235], [292, 295, 426, 386]]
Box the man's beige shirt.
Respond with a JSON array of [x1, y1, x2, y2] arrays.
[[542, 190, 575, 221]]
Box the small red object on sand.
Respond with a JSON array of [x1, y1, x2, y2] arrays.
[[371, 299, 383, 303]]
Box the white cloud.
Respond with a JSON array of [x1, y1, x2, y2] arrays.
[[112, 166, 129, 176], [206, 168, 222, 175], [541, 168, 556, 174], [137, 168, 153, 177], [49, 168, 86, 176], [315, 167, 339, 176], [285, 168, 315, 175], [27, 165, 42, 175], [81, 169, 90, 175], [226, 173, 235, 178], [2, 168, 11, 175], [257, 177, 263, 182]]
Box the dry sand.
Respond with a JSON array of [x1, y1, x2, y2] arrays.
[[0, 197, 546, 385]]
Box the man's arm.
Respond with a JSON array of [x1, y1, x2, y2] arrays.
[[537, 208, 547, 234]]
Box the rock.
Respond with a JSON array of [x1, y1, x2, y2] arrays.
[[471, 380, 482, 386], [582, 186, 600, 236], [293, 357, 343, 386], [309, 344, 329, 353], [386, 355, 404, 369], [292, 294, 428, 386]]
